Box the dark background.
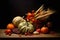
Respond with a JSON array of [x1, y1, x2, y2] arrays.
[[0, 0, 60, 32]]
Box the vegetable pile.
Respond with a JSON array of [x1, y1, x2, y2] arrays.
[[4, 5, 55, 36]]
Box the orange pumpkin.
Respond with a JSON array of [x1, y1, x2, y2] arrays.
[[7, 23, 15, 29], [41, 26, 48, 33]]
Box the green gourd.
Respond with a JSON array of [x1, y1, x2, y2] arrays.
[[12, 16, 34, 34], [18, 22, 34, 34]]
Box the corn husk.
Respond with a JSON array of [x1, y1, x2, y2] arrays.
[[33, 4, 55, 20], [34, 4, 44, 15]]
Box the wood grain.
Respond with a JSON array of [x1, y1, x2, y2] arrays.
[[0, 29, 60, 38]]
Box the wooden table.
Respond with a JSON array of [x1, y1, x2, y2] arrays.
[[0, 29, 60, 38]]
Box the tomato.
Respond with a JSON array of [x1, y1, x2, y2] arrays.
[[27, 12, 32, 17], [31, 18, 35, 22], [7, 23, 15, 29], [27, 12, 34, 17], [31, 18, 37, 23], [26, 12, 35, 22], [41, 27, 48, 33]]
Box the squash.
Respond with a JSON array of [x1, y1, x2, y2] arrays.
[[18, 22, 34, 34], [12, 16, 34, 34], [12, 16, 26, 27], [41, 26, 48, 33]]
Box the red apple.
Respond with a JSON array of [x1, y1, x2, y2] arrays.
[[41, 27, 48, 33], [36, 28, 41, 33]]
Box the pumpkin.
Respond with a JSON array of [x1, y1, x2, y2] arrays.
[[12, 16, 26, 27], [41, 26, 48, 33], [12, 16, 34, 34], [18, 21, 34, 34]]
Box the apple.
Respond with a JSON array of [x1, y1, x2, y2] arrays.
[[41, 27, 48, 33], [36, 28, 41, 33]]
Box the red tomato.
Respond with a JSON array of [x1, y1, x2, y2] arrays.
[[27, 12, 32, 17], [26, 12, 34, 22], [36, 28, 41, 33], [31, 18, 35, 22], [41, 27, 48, 33], [27, 12, 34, 17], [31, 18, 37, 23]]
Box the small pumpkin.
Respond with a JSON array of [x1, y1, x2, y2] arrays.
[[12, 16, 34, 34], [18, 22, 34, 34], [41, 26, 49, 33]]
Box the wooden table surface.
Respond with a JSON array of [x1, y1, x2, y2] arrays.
[[0, 29, 60, 38]]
